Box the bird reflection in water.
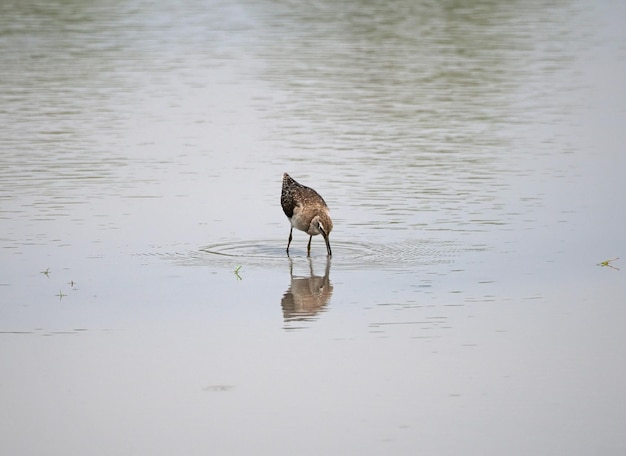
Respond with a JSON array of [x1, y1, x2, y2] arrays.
[[281, 257, 333, 326]]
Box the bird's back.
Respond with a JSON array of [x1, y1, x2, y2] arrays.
[[281, 173, 328, 219]]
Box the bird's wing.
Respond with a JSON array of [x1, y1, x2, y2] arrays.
[[281, 190, 298, 218]]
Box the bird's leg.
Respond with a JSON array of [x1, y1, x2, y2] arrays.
[[307, 235, 312, 256], [286, 227, 293, 255]]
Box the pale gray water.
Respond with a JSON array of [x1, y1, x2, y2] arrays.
[[1, 0, 625, 454]]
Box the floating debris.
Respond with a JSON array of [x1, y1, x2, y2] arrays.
[[203, 384, 235, 393], [598, 257, 620, 271]]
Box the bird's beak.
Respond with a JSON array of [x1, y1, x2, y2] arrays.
[[319, 226, 332, 257]]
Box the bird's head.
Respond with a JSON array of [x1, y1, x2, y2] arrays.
[[310, 212, 333, 256]]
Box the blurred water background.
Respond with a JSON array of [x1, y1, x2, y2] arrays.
[[1, 0, 625, 454]]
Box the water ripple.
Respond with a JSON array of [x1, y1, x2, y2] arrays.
[[184, 238, 466, 270]]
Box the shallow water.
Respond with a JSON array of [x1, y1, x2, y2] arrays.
[[1, 0, 625, 454]]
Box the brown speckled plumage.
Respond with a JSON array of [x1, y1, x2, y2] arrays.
[[281, 173, 333, 256]]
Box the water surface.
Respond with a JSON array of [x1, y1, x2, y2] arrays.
[[1, 0, 625, 454]]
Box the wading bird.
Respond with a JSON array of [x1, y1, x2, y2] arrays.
[[281, 173, 333, 257]]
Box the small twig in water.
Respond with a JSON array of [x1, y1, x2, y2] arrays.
[[234, 265, 243, 280], [598, 257, 620, 271]]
